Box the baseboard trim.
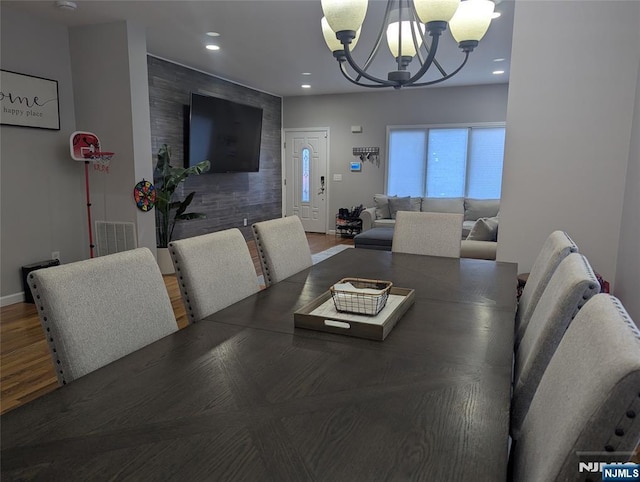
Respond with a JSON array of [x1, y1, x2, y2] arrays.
[[1, 292, 25, 307]]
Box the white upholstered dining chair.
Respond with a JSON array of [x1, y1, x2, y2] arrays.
[[28, 247, 178, 384], [169, 228, 261, 323], [252, 215, 312, 287], [510, 294, 640, 481], [391, 211, 463, 258], [515, 230, 578, 343], [510, 253, 600, 439]]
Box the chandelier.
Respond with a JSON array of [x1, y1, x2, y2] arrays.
[[321, 0, 495, 89]]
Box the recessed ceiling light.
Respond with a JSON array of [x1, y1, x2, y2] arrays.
[[206, 44, 220, 51], [492, 70, 505, 75], [55, 1, 77, 10], [206, 32, 220, 37], [493, 58, 505, 62], [301, 84, 311, 89], [301, 72, 312, 76]]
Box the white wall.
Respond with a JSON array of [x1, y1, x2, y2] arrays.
[[0, 6, 85, 302], [283, 83, 509, 224], [69, 21, 156, 257], [128, 24, 156, 253], [1, 10, 157, 302], [615, 56, 640, 322], [498, 0, 639, 288]]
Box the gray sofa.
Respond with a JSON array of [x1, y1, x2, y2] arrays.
[[358, 195, 500, 260]]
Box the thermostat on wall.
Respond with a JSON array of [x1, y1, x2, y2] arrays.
[[350, 161, 362, 172]]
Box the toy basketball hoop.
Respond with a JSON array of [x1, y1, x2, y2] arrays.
[[69, 131, 116, 258], [70, 131, 114, 170], [83, 151, 114, 161]]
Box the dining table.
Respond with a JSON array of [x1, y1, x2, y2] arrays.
[[1, 248, 517, 481]]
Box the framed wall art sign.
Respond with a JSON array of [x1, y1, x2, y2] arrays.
[[0, 70, 60, 130]]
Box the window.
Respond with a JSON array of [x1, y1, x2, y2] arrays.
[[387, 124, 505, 199]]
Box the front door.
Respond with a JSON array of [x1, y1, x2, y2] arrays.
[[284, 129, 328, 233]]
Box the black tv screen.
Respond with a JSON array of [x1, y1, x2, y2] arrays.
[[188, 93, 263, 173]]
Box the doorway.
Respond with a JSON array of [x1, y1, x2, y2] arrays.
[[284, 129, 329, 233]]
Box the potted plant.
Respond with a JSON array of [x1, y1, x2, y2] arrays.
[[155, 144, 210, 274]]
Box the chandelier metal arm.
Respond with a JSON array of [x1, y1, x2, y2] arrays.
[[408, 1, 425, 65], [413, 36, 449, 78], [342, 43, 397, 87], [407, 1, 448, 77], [356, 0, 396, 83], [339, 61, 391, 88], [396, 0, 404, 62], [427, 52, 448, 77], [409, 51, 470, 87], [406, 29, 442, 85]]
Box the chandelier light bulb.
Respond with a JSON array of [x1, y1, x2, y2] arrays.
[[413, 0, 460, 23], [322, 17, 361, 52], [449, 0, 494, 43], [321, 0, 368, 33], [386, 20, 425, 58]]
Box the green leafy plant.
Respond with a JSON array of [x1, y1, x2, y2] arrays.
[[155, 144, 210, 248]]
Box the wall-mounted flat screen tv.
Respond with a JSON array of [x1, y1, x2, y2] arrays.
[[188, 92, 263, 173]]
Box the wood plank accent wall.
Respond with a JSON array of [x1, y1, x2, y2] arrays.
[[147, 56, 282, 240]]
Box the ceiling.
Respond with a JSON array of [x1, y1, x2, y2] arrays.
[[3, 0, 514, 98]]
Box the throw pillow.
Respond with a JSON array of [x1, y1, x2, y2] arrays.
[[466, 216, 499, 241], [464, 198, 500, 221], [388, 196, 412, 219], [374, 194, 393, 219]]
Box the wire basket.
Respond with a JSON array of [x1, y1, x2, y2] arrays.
[[330, 278, 393, 316]]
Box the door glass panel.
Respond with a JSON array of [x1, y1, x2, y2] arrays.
[[301, 147, 310, 203]]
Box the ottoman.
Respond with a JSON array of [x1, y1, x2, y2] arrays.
[[354, 227, 394, 251]]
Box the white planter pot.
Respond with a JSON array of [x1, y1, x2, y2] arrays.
[[157, 247, 175, 275]]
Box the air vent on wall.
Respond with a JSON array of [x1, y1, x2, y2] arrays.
[[94, 221, 137, 257]]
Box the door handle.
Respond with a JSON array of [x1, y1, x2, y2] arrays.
[[318, 175, 325, 195]]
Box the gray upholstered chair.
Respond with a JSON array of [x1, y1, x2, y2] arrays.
[[169, 229, 260, 323], [511, 294, 640, 481], [510, 253, 600, 439], [252, 215, 312, 287], [391, 211, 463, 258], [28, 248, 177, 384], [515, 230, 578, 344]]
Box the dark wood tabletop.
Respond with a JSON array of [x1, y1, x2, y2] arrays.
[[1, 249, 517, 481]]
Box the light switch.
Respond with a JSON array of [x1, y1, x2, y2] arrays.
[[351, 125, 363, 133], [333, 174, 343, 181]]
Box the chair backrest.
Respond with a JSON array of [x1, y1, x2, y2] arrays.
[[252, 215, 312, 287], [515, 230, 578, 341], [511, 294, 640, 482], [391, 211, 463, 258], [510, 253, 600, 439], [169, 229, 260, 323], [28, 248, 177, 384]]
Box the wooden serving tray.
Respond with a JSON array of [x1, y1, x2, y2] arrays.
[[294, 287, 415, 341]]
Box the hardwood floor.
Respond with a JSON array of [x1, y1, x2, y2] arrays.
[[0, 234, 352, 415]]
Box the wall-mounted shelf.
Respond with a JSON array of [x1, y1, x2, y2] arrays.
[[352, 147, 379, 156]]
